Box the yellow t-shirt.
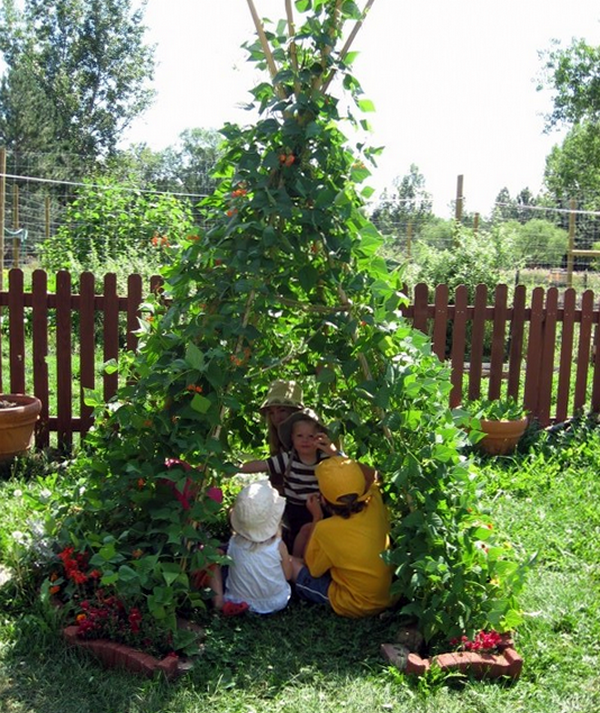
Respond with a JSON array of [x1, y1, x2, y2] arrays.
[[304, 484, 394, 617]]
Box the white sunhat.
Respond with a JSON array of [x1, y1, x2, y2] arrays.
[[230, 480, 286, 543]]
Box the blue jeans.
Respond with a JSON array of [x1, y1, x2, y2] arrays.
[[295, 566, 332, 606]]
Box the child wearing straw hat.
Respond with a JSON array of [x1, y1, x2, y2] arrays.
[[259, 379, 305, 457], [208, 480, 293, 616], [290, 456, 394, 618]]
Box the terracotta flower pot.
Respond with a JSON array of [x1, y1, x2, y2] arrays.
[[0, 394, 42, 462], [477, 417, 528, 456]]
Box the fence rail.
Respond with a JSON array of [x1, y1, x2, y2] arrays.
[[2, 269, 600, 451]]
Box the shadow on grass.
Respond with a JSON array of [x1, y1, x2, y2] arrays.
[[0, 587, 403, 713]]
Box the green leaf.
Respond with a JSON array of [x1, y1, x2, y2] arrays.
[[191, 394, 212, 414], [357, 98, 376, 113], [185, 343, 205, 371]]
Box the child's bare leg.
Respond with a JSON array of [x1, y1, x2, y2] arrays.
[[209, 566, 225, 610], [290, 556, 305, 583], [292, 522, 313, 558]]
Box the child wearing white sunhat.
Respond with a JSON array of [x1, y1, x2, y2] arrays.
[[207, 480, 293, 616]]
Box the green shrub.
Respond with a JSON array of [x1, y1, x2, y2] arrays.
[[39, 177, 195, 273]]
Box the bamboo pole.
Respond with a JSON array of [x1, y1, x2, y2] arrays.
[[322, 0, 377, 94], [246, 0, 287, 100], [285, 0, 301, 98]]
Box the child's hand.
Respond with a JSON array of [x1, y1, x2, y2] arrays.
[[315, 432, 336, 455], [306, 493, 323, 521]]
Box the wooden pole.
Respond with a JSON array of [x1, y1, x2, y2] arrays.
[[0, 147, 5, 291], [12, 184, 19, 268], [406, 220, 412, 259], [566, 199, 576, 288], [473, 212, 479, 235], [45, 195, 51, 240], [454, 174, 464, 223]]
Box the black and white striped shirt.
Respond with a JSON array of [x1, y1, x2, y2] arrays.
[[267, 450, 330, 507]]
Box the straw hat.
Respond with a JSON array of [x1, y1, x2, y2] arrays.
[[277, 407, 328, 450], [259, 380, 304, 415], [315, 456, 369, 505], [230, 480, 286, 543]]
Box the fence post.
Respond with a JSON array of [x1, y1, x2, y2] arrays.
[[454, 175, 464, 224], [12, 184, 19, 268], [566, 199, 576, 288], [45, 195, 51, 240], [0, 147, 5, 291]]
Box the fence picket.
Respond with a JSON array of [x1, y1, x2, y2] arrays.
[[556, 289, 576, 423], [432, 284, 449, 361], [538, 287, 559, 427], [56, 271, 73, 449], [488, 284, 508, 400], [467, 284, 487, 401], [507, 284, 526, 400], [4, 272, 600, 451], [103, 273, 119, 403], [450, 286, 468, 407], [32, 269, 50, 446], [8, 268, 25, 393], [574, 290, 594, 413], [79, 272, 96, 437]]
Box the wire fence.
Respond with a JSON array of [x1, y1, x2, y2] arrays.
[[3, 152, 600, 288]]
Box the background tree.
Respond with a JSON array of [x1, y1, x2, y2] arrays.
[[371, 164, 433, 234], [538, 34, 600, 246], [371, 164, 434, 265], [0, 0, 156, 175], [492, 186, 539, 223], [538, 37, 600, 129]]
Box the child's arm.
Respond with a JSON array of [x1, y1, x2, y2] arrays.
[[239, 459, 269, 474], [278, 540, 293, 580]]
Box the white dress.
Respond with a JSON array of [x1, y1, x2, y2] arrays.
[[224, 535, 291, 614]]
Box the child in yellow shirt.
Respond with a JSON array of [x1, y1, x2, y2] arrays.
[[290, 456, 394, 617]]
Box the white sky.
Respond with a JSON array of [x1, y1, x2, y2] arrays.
[[123, 0, 600, 217]]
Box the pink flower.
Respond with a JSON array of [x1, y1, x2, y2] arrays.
[[206, 486, 223, 504]]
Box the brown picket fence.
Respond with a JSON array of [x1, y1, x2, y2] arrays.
[[2, 269, 600, 452]]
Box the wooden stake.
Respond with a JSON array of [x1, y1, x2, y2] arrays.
[[285, 0, 301, 97]]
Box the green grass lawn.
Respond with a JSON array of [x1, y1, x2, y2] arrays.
[[1, 421, 599, 712]]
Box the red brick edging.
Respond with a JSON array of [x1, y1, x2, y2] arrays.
[[381, 634, 523, 681], [63, 626, 181, 679]]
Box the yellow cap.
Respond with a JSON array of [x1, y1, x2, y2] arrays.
[[315, 456, 368, 505]]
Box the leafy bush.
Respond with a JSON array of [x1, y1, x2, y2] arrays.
[[466, 396, 528, 421], [411, 225, 509, 301], [498, 218, 568, 268], [39, 177, 195, 273]]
